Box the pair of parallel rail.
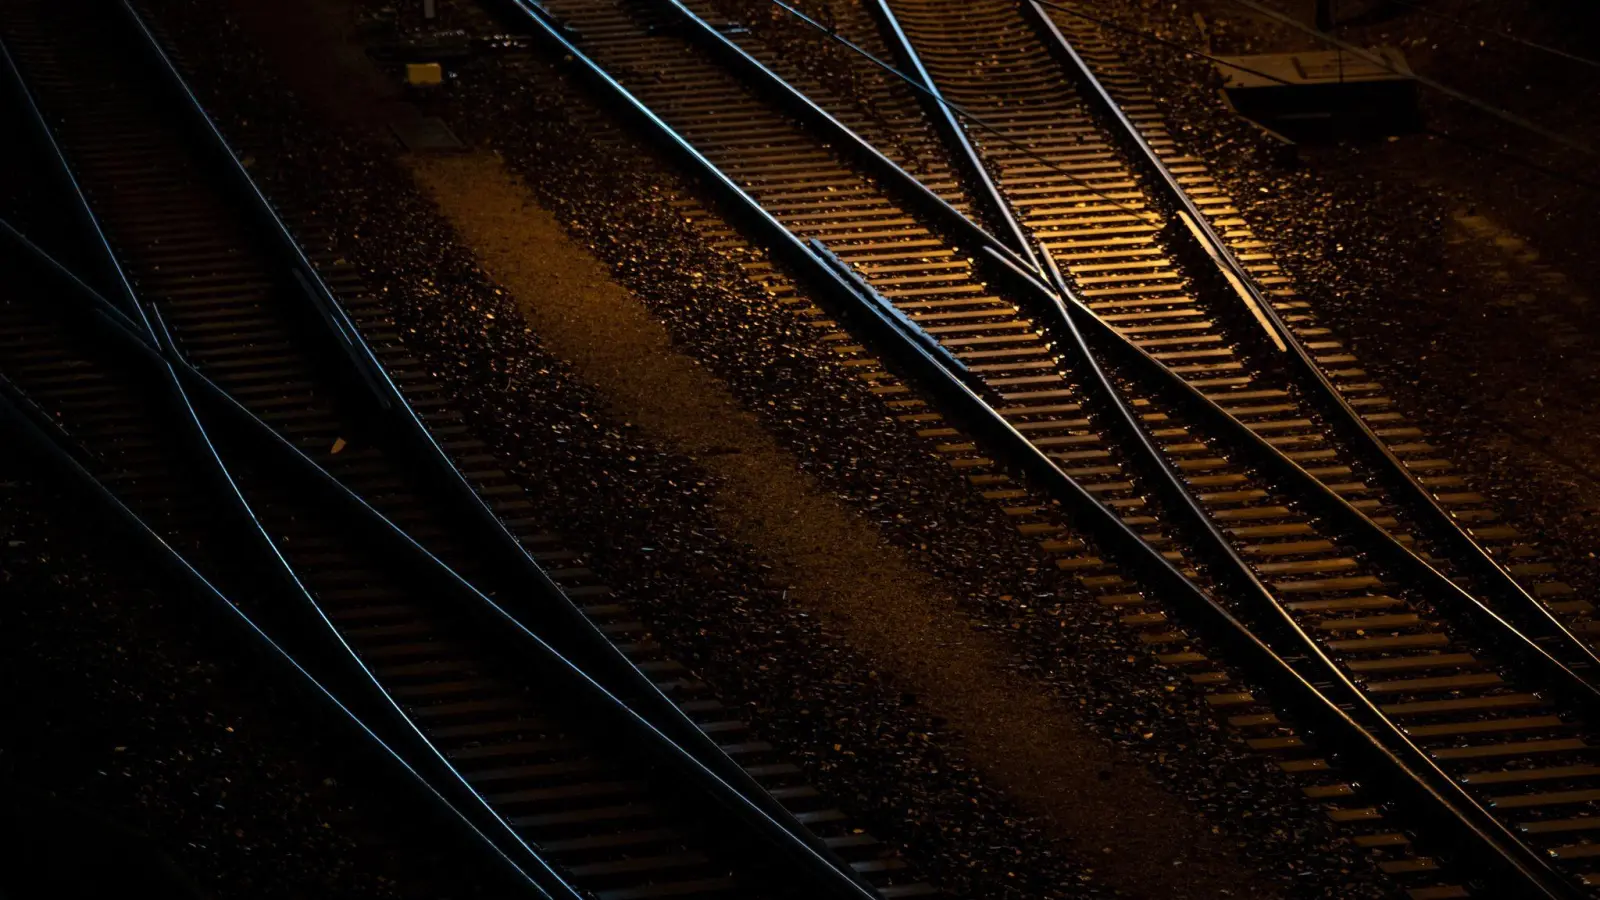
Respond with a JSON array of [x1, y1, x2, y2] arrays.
[[502, 0, 1600, 896], [0, 1, 929, 898], [8, 0, 1600, 895]]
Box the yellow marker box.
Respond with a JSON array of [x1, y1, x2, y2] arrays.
[[406, 62, 443, 87]]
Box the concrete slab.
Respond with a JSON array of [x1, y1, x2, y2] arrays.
[[1214, 47, 1419, 141]]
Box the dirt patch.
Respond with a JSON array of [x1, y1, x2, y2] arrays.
[[407, 150, 1278, 899]]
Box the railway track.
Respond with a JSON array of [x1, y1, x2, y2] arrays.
[[0, 1, 934, 897], [508, 0, 1414, 882], [487, 0, 1600, 895], [872, 0, 1600, 890], [10, 0, 1600, 893]]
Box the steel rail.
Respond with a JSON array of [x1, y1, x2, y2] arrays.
[[736, 0, 1600, 693], [3, 31, 447, 737], [0, 374, 554, 898], [511, 3, 1576, 895], [763, 0, 1172, 225], [111, 7, 871, 879], [1018, 0, 1600, 694], [665, 0, 1600, 736], [6, 208, 880, 898], [0, 36, 146, 327], [4, 35, 580, 882], [863, 0, 1037, 267], [862, 0, 1600, 726], [16, 0, 881, 883], [647, 0, 1037, 271], [793, 3, 1591, 889], [686, 0, 1600, 889], [2, 21, 584, 885], [0, 225, 589, 897], [979, 254, 1579, 897], [843, 18, 1584, 890], [660, 0, 1600, 724]]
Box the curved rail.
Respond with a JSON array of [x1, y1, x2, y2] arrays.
[[3, 25, 568, 889], [5, 216, 881, 899], [3, 226, 590, 896], [864, 4, 1600, 889], [111, 6, 878, 886], [1017, 0, 1600, 688], [1, 2, 896, 892], [0, 278, 555, 898], [508, 2, 1582, 894], [106, 1, 882, 893], [725, 2, 1600, 720]]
